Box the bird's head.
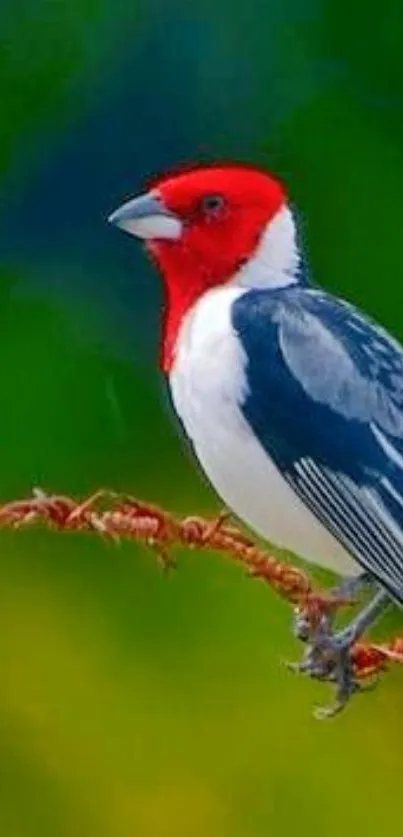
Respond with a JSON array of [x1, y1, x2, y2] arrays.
[[109, 163, 301, 370]]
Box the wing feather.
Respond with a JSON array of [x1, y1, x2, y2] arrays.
[[232, 287, 403, 601]]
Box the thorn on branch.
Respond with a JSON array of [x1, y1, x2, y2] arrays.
[[0, 487, 401, 700]]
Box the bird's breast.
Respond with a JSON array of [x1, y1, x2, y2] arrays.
[[169, 286, 357, 575]]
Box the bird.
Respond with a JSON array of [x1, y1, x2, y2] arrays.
[[108, 162, 403, 713]]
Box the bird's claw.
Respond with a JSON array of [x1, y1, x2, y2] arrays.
[[288, 623, 384, 717], [285, 656, 332, 679], [313, 699, 350, 720], [287, 584, 391, 716], [288, 611, 369, 716], [312, 664, 379, 719]]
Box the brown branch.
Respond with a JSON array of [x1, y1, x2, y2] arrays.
[[0, 488, 402, 684]]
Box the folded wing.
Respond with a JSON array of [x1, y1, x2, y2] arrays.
[[232, 287, 403, 601]]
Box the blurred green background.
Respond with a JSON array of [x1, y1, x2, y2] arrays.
[[1, 1, 403, 835]]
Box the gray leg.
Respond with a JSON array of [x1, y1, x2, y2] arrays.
[[289, 587, 391, 717], [330, 571, 374, 600], [293, 571, 374, 643], [332, 588, 390, 650]]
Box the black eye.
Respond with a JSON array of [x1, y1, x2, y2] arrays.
[[201, 194, 226, 216]]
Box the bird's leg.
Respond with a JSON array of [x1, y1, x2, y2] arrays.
[[292, 571, 374, 643], [290, 587, 391, 717], [330, 587, 390, 651], [329, 570, 374, 601]]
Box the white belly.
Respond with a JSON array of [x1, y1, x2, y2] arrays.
[[169, 287, 358, 577]]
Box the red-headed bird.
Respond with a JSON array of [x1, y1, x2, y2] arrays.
[[109, 163, 403, 712]]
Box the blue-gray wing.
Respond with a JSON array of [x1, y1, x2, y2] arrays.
[[232, 287, 403, 601]]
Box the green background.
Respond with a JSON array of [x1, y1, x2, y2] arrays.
[[1, 1, 403, 834]]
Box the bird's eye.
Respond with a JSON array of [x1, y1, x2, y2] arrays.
[[201, 194, 226, 216]]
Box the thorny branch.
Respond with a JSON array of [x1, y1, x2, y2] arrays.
[[0, 488, 402, 700]]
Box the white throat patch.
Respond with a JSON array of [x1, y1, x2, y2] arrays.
[[233, 205, 301, 290]]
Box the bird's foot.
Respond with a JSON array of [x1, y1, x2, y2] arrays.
[[287, 634, 365, 718], [287, 588, 390, 717]]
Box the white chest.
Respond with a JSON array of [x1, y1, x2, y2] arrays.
[[169, 287, 357, 576]]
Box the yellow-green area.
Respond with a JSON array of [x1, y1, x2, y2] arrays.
[[0, 527, 402, 837]]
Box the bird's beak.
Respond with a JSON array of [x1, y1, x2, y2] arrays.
[[108, 192, 183, 241]]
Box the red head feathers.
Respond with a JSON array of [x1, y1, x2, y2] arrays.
[[109, 163, 288, 369]]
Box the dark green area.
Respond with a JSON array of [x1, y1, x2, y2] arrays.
[[1, 1, 403, 834]]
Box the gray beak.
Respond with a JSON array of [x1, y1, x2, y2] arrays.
[[108, 192, 183, 240]]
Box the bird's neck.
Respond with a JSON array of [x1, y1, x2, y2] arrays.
[[160, 205, 308, 372], [231, 205, 307, 291]]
